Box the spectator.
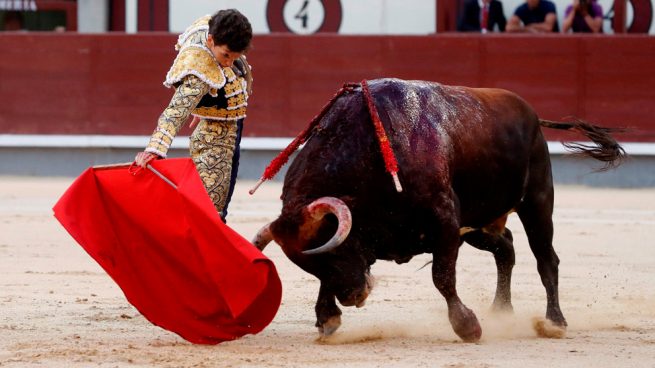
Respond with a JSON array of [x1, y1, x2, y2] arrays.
[[2, 11, 24, 31], [506, 0, 559, 33], [458, 0, 507, 33], [562, 0, 603, 33]]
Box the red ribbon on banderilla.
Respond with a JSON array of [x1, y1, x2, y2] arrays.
[[360, 79, 403, 192], [249, 80, 403, 195]]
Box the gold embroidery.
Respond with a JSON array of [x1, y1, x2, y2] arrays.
[[188, 15, 211, 30], [190, 76, 248, 121], [223, 78, 243, 97], [223, 66, 236, 82], [165, 47, 227, 91], [192, 106, 247, 120], [164, 18, 249, 101], [227, 94, 247, 108], [175, 15, 211, 50], [146, 75, 209, 157], [148, 15, 250, 215], [190, 119, 238, 214]]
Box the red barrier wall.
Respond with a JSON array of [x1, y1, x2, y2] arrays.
[[1, 33, 654, 142]]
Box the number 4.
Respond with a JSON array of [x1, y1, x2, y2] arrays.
[[294, 0, 310, 28]]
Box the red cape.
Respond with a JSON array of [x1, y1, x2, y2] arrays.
[[53, 158, 282, 344]]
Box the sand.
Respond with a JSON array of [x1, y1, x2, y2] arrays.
[[1, 176, 654, 367]]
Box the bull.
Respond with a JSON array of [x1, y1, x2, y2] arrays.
[[252, 78, 625, 342]]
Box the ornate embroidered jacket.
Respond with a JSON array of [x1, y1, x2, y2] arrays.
[[146, 15, 250, 158]]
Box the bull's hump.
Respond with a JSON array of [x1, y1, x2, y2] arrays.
[[368, 78, 441, 92], [381, 79, 480, 125]]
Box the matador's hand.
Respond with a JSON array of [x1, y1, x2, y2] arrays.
[[134, 151, 158, 168]]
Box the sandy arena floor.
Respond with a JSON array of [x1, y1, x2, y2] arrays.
[[0, 176, 654, 367]]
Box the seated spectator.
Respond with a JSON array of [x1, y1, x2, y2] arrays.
[[458, 0, 507, 33], [2, 11, 24, 31], [506, 0, 559, 33], [562, 0, 603, 33]]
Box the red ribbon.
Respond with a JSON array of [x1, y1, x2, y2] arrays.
[[361, 79, 402, 192], [250, 80, 402, 194], [250, 83, 358, 194]]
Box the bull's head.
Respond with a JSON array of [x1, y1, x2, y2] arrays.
[[253, 196, 373, 308], [253, 196, 351, 254]]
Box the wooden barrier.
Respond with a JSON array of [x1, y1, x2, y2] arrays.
[[1, 33, 653, 142]]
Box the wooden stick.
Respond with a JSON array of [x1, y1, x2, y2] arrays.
[[146, 164, 178, 189], [92, 162, 133, 170]]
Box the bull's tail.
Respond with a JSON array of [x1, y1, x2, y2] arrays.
[[539, 118, 627, 171]]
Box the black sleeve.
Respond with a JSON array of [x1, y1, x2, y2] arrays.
[[492, 1, 507, 32], [457, 0, 481, 32]]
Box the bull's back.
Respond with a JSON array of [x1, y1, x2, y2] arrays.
[[446, 86, 542, 225], [370, 79, 543, 225]]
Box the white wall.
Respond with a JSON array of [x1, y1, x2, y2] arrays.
[[167, 0, 653, 34], [169, 0, 269, 33], [339, 0, 436, 34], [168, 0, 435, 34], [77, 0, 109, 33]]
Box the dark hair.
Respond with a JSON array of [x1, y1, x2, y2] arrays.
[[208, 9, 252, 53]]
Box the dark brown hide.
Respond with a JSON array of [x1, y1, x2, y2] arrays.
[[263, 78, 624, 342]]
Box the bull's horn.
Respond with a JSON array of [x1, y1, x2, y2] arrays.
[[252, 223, 274, 251], [302, 197, 352, 255]]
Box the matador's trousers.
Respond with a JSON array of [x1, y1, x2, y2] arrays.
[[189, 118, 243, 221]]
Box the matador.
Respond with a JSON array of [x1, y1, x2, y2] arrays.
[[140, 12, 253, 221]]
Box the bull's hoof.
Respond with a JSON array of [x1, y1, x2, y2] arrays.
[[490, 300, 514, 314], [317, 315, 341, 337], [448, 304, 482, 342], [532, 317, 566, 339], [546, 309, 568, 327]]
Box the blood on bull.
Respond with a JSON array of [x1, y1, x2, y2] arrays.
[[251, 78, 625, 342]]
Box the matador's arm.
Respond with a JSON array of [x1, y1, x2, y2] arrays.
[[145, 75, 210, 158]]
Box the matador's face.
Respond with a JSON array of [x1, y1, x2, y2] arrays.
[[207, 35, 242, 68]]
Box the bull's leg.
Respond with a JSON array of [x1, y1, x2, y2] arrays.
[[517, 202, 566, 327], [517, 142, 567, 328], [315, 283, 342, 337], [432, 206, 482, 342], [462, 227, 515, 312]]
